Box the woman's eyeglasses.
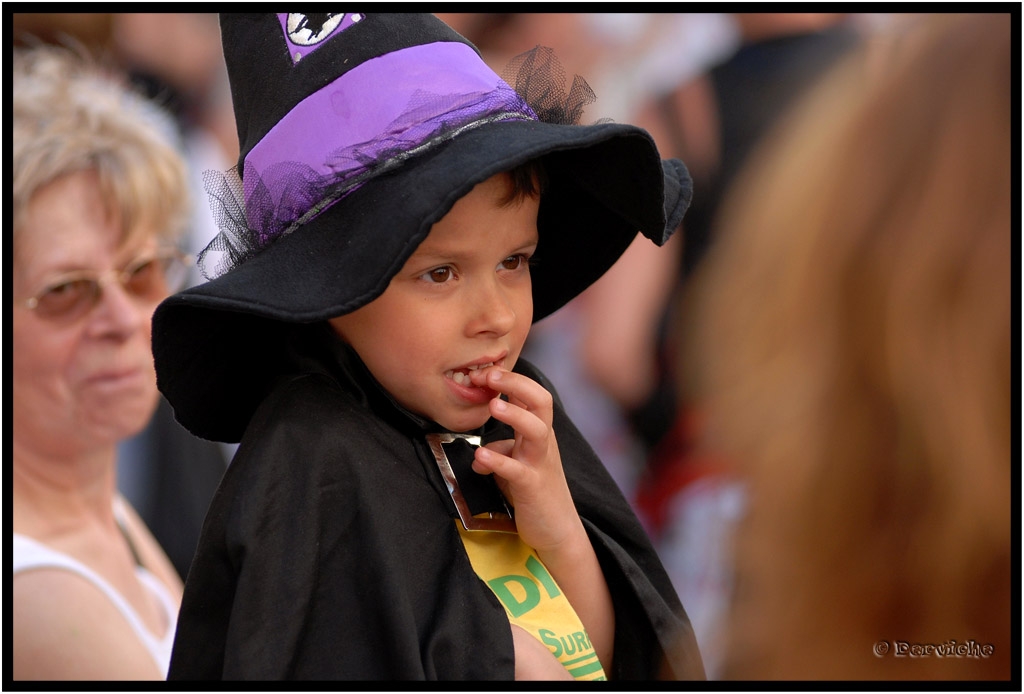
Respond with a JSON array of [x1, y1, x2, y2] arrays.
[[19, 249, 192, 323]]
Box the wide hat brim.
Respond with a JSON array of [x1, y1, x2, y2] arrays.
[[155, 107, 690, 444]]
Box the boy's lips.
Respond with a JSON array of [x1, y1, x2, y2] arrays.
[[443, 355, 507, 407], [444, 354, 506, 386], [444, 373, 498, 406], [444, 362, 494, 386]]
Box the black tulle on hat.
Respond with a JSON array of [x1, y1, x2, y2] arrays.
[[153, 12, 692, 442]]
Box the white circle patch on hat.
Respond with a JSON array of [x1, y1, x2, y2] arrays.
[[281, 13, 365, 63]]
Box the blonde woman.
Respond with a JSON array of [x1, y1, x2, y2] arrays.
[[13, 45, 191, 680]]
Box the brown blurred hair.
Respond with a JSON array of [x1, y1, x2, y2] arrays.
[[687, 13, 1011, 680]]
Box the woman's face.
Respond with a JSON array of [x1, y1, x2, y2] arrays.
[[13, 170, 167, 459]]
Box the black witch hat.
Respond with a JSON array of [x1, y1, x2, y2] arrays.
[[153, 13, 691, 442]]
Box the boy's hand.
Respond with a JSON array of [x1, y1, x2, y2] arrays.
[[510, 625, 573, 680], [468, 366, 614, 670], [468, 366, 615, 670], [467, 367, 583, 554]]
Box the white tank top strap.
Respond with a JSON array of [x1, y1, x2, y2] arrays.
[[12, 533, 177, 677]]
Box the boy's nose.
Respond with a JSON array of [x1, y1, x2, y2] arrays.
[[466, 280, 517, 337]]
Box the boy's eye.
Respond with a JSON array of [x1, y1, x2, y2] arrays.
[[500, 254, 527, 271], [423, 266, 453, 283]]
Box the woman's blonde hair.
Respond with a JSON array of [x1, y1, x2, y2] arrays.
[[688, 13, 1011, 679], [12, 43, 190, 253]]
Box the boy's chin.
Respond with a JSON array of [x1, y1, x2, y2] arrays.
[[434, 410, 491, 434]]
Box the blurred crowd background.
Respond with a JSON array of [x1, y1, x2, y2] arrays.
[[12, 12, 1012, 681]]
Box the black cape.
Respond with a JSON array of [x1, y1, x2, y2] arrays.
[[167, 325, 704, 680]]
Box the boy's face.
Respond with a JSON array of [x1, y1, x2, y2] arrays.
[[329, 172, 538, 432]]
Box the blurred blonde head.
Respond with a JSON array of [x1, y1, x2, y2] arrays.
[[13, 42, 193, 457], [12, 43, 190, 257], [688, 13, 1011, 680]]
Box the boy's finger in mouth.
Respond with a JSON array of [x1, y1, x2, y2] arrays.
[[467, 364, 508, 390]]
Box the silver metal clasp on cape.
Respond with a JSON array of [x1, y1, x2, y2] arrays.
[[426, 433, 517, 533]]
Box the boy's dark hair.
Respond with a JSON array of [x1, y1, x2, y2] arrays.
[[501, 158, 548, 207]]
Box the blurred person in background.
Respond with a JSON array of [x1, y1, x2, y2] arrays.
[[686, 12, 1011, 680], [595, 11, 864, 524], [110, 11, 238, 266], [13, 12, 236, 582], [12, 44, 191, 679], [580, 13, 865, 676]]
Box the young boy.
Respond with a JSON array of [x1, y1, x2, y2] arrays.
[[153, 13, 703, 680]]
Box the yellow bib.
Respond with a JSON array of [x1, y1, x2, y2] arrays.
[[456, 521, 607, 680]]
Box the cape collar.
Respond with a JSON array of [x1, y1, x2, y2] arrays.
[[296, 323, 515, 525]]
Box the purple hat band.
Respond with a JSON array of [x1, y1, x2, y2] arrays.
[[241, 41, 538, 248]]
